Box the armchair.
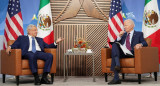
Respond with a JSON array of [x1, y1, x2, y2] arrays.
[[1, 40, 56, 85], [101, 38, 159, 84]]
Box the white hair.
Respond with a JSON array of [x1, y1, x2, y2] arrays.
[[27, 24, 36, 34]]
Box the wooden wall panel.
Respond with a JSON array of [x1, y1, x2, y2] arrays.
[[86, 24, 108, 76], [54, 24, 87, 76], [51, 0, 111, 24], [51, 0, 111, 76]]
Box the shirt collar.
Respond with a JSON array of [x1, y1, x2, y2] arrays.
[[128, 30, 134, 35], [28, 35, 35, 39]]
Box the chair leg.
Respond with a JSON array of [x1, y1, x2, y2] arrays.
[[3, 74, 5, 83], [16, 76, 19, 86], [105, 73, 108, 82], [122, 73, 125, 79], [138, 74, 141, 84], [51, 73, 54, 83], [154, 72, 157, 81]]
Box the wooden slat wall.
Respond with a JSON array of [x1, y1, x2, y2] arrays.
[[51, 0, 111, 76], [86, 24, 108, 76], [54, 24, 87, 76]]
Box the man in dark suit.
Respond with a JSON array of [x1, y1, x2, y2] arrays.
[[108, 19, 148, 85], [6, 24, 64, 85]]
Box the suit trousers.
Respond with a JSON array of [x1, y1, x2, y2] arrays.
[[22, 51, 53, 73], [111, 43, 133, 71]]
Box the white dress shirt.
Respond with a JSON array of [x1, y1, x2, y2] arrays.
[[28, 35, 41, 51], [10, 35, 58, 51]]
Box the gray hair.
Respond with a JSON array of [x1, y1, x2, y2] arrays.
[[27, 24, 36, 34], [125, 19, 135, 27]]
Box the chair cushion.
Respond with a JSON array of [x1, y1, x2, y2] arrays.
[[22, 59, 45, 69], [106, 58, 135, 68]]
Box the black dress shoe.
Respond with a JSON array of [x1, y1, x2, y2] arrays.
[[115, 66, 121, 72], [108, 79, 121, 85], [34, 77, 41, 85], [41, 77, 52, 84]]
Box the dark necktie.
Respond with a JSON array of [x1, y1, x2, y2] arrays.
[[126, 33, 131, 50], [32, 37, 36, 53]]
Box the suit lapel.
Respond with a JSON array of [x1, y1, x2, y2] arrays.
[[26, 36, 29, 50], [122, 33, 127, 45], [131, 31, 136, 47], [35, 37, 42, 49]]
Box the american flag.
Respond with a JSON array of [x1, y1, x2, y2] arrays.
[[3, 0, 24, 49], [107, 0, 124, 47]]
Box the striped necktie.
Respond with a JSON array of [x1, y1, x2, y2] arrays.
[[126, 33, 131, 50]]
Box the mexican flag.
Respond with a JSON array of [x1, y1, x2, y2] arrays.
[[37, 0, 54, 44], [142, 0, 160, 63]]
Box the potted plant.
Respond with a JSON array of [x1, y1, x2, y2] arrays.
[[73, 38, 89, 53]]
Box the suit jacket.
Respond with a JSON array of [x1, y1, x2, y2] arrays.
[[115, 30, 148, 54], [11, 35, 57, 56]]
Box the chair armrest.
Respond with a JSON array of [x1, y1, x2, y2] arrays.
[[44, 48, 56, 73], [101, 48, 112, 73], [134, 47, 159, 74], [1, 49, 22, 76]]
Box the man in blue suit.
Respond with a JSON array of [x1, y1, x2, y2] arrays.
[[6, 24, 64, 85], [108, 19, 148, 85]]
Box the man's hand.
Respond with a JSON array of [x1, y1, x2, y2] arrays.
[[56, 37, 65, 44], [6, 46, 11, 54], [119, 31, 125, 37], [134, 43, 143, 49]]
